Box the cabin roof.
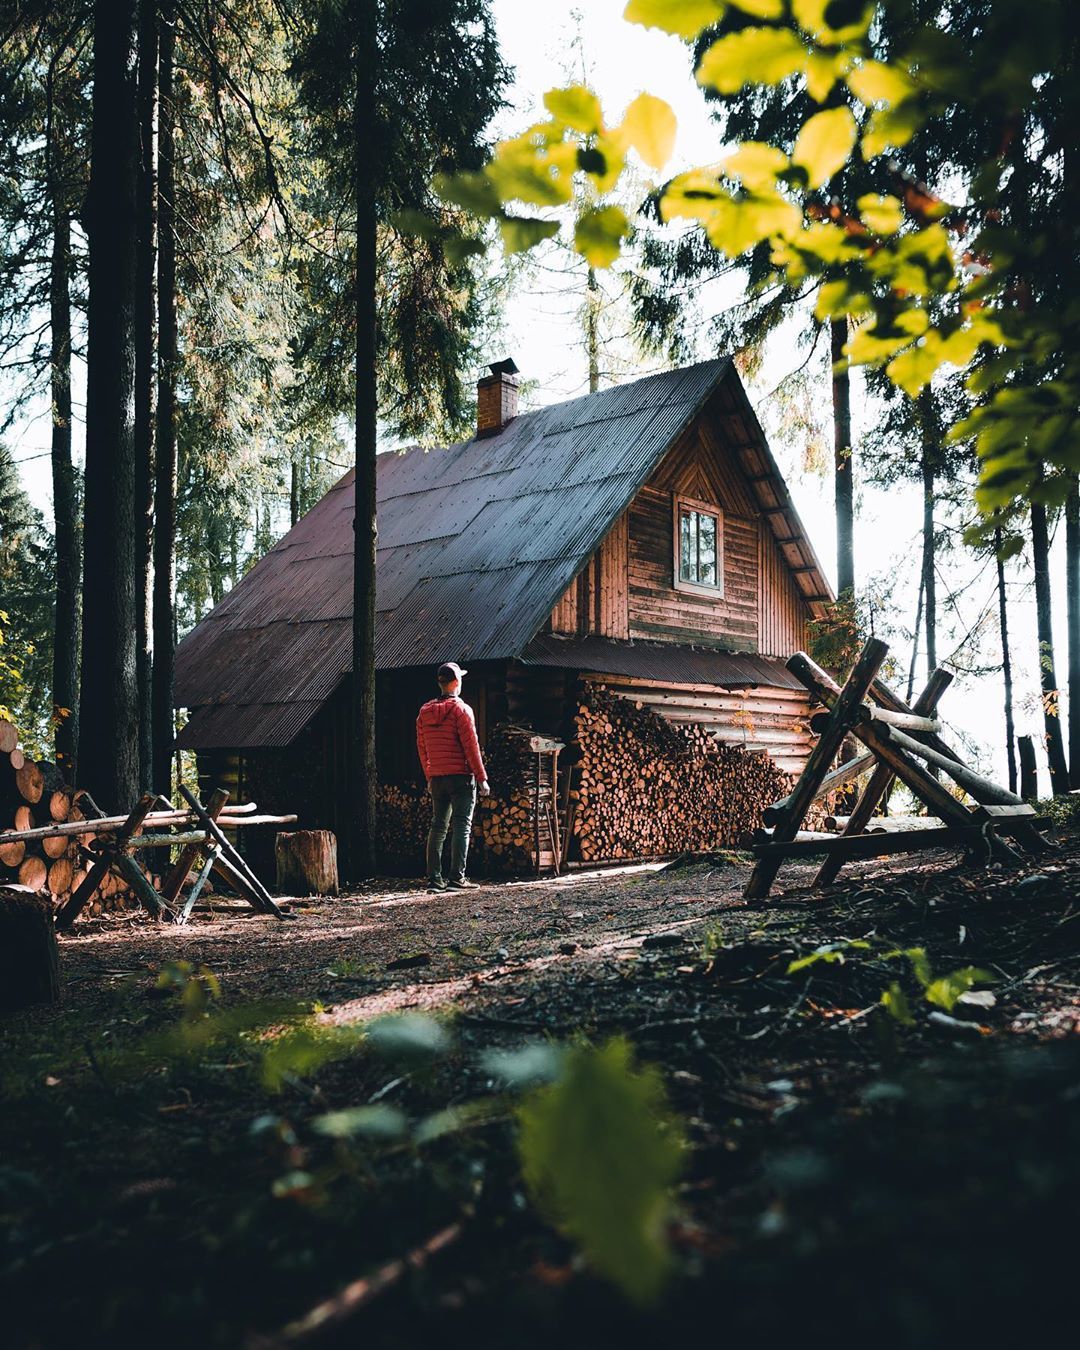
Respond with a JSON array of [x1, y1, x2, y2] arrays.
[[175, 358, 831, 750]]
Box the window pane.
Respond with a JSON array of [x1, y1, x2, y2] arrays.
[[698, 512, 717, 585], [680, 510, 694, 581]]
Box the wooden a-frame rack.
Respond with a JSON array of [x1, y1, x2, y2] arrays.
[[745, 638, 1051, 901]]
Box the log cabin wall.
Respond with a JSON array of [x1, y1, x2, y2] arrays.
[[548, 407, 810, 654]]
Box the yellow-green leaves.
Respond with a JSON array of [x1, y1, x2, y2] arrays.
[[486, 133, 577, 207], [862, 101, 924, 158], [662, 170, 800, 255], [792, 106, 857, 188], [792, 0, 873, 43], [886, 313, 1007, 396], [544, 85, 603, 135], [617, 92, 677, 170], [846, 308, 929, 363], [857, 192, 903, 235], [575, 205, 631, 266], [697, 26, 807, 93], [500, 215, 559, 254], [518, 1039, 683, 1303], [624, 0, 725, 38], [721, 142, 789, 191], [846, 58, 915, 108]]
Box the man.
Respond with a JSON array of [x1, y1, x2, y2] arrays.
[[416, 661, 489, 890]]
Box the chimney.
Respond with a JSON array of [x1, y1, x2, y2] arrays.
[[476, 358, 520, 438]]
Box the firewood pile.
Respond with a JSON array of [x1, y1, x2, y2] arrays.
[[0, 716, 156, 916], [376, 724, 556, 875], [476, 723, 554, 873], [571, 684, 796, 862]]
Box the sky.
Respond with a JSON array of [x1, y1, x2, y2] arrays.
[[5, 0, 1069, 788]]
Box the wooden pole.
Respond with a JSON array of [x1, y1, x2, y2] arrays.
[[1018, 734, 1038, 799], [814, 668, 952, 888], [744, 639, 888, 899]]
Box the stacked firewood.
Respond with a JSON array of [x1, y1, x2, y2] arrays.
[[375, 725, 554, 874], [476, 724, 552, 873], [571, 684, 796, 862], [375, 783, 429, 870], [0, 716, 155, 917]]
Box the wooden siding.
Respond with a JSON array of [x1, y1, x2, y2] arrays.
[[758, 524, 810, 657], [585, 672, 814, 779], [628, 424, 759, 650], [549, 404, 812, 657], [550, 510, 629, 639]]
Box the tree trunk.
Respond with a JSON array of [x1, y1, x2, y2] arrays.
[[151, 1, 176, 796], [905, 571, 924, 704], [78, 0, 141, 813], [994, 525, 1018, 794], [275, 830, 339, 896], [830, 317, 854, 596], [586, 265, 599, 395], [1030, 500, 1069, 794], [920, 439, 936, 675], [290, 453, 300, 526], [1017, 733, 1038, 800], [0, 888, 60, 1012], [1066, 474, 1080, 786], [351, 0, 379, 879], [49, 193, 80, 781], [134, 0, 158, 790]]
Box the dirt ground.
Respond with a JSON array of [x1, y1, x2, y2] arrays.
[[4, 837, 1080, 1349]]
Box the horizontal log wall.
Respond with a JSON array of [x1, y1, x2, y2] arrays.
[[584, 673, 814, 779]]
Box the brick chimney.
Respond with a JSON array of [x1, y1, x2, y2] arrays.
[[476, 358, 520, 438]]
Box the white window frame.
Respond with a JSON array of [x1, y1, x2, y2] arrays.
[[673, 493, 724, 597]]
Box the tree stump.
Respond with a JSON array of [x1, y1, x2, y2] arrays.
[[275, 830, 339, 896], [0, 885, 60, 1013]]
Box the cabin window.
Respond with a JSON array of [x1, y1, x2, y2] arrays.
[[674, 495, 723, 595]]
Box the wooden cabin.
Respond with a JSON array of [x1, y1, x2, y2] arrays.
[[174, 357, 833, 877]]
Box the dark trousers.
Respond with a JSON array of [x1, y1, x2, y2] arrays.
[[426, 774, 477, 883]]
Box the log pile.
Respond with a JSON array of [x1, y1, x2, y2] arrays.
[[375, 724, 557, 875], [571, 684, 797, 863], [0, 715, 156, 917], [476, 724, 554, 873]]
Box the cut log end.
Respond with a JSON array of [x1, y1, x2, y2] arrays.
[[275, 830, 339, 897]]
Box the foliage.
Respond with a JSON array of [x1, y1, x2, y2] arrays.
[[437, 0, 1078, 537], [0, 442, 54, 750], [518, 1037, 684, 1302]]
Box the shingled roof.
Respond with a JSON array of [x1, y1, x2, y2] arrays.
[[175, 358, 831, 749]]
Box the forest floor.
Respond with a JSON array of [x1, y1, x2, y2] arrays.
[[4, 827, 1080, 1349]]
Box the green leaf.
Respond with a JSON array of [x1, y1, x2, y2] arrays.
[[924, 967, 996, 1014], [444, 233, 486, 266], [366, 1012, 452, 1061], [881, 981, 914, 1025], [435, 170, 502, 218], [518, 1039, 683, 1302], [312, 1104, 409, 1139], [574, 205, 632, 267], [544, 85, 604, 135], [815, 278, 873, 320], [618, 92, 677, 170], [856, 192, 903, 235], [846, 59, 916, 108], [391, 208, 443, 240], [886, 338, 944, 396], [260, 1024, 360, 1092], [730, 0, 784, 15], [805, 51, 842, 102], [499, 215, 560, 254], [791, 106, 857, 189], [786, 939, 871, 974], [793, 0, 873, 43], [721, 142, 789, 191], [623, 0, 725, 39], [486, 137, 576, 207], [861, 102, 924, 158], [696, 27, 808, 94], [482, 1042, 565, 1087]]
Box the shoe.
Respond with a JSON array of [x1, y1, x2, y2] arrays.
[[428, 877, 448, 891], [447, 878, 479, 889]]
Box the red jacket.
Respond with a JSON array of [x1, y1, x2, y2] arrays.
[[416, 695, 487, 782]]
